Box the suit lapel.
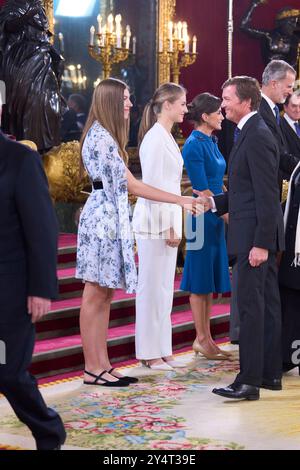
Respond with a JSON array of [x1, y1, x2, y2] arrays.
[[156, 123, 183, 171], [228, 114, 258, 173], [260, 98, 286, 147]]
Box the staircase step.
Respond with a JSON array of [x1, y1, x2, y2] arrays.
[[36, 274, 229, 340], [31, 305, 230, 378]]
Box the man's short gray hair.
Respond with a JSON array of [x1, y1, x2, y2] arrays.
[[262, 60, 296, 86]]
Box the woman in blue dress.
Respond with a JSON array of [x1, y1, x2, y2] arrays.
[[76, 78, 199, 386], [181, 93, 232, 360]]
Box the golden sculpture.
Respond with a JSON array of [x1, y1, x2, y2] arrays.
[[43, 0, 54, 35], [43, 141, 89, 203]]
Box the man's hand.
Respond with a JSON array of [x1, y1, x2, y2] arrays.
[[221, 213, 229, 224], [27, 296, 51, 323], [249, 247, 268, 267], [166, 227, 181, 248], [192, 190, 212, 212]]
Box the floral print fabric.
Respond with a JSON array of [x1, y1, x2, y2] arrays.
[[76, 121, 137, 293]]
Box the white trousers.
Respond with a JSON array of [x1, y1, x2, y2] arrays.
[[135, 238, 178, 360]]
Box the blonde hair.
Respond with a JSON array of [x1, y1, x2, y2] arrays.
[[80, 78, 129, 173], [138, 82, 186, 145]]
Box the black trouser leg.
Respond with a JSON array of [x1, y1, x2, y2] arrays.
[[263, 253, 282, 381], [0, 320, 66, 450], [235, 252, 268, 386]]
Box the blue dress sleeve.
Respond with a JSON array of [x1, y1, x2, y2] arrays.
[[182, 139, 209, 191]]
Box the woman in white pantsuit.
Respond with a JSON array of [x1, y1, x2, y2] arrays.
[[133, 83, 187, 370]]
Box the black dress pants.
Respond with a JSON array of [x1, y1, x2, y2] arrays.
[[0, 273, 65, 449], [234, 252, 282, 386]]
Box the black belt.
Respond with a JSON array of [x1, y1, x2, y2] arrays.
[[92, 181, 103, 190]]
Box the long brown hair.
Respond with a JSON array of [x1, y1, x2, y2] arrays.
[[138, 82, 186, 146], [80, 78, 130, 174]]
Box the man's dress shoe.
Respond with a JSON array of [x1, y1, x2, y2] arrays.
[[260, 379, 282, 390], [212, 383, 260, 400]]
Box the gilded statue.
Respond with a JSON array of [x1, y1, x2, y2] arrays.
[[241, 0, 300, 68]]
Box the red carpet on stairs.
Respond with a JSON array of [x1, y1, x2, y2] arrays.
[[30, 234, 231, 379]]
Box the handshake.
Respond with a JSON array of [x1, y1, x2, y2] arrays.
[[179, 190, 213, 215]]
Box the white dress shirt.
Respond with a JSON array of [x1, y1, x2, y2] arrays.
[[210, 112, 257, 212], [261, 92, 277, 119], [284, 113, 299, 134]]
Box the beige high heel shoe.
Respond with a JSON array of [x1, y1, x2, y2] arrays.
[[192, 339, 228, 360], [140, 360, 173, 371]]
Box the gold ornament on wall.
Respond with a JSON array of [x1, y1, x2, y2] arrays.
[[43, 141, 89, 203]]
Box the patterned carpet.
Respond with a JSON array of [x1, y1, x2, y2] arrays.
[[1, 347, 300, 450]]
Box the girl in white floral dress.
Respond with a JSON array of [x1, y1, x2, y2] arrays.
[[76, 78, 199, 387]]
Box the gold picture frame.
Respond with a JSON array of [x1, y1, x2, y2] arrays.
[[158, 0, 176, 84]]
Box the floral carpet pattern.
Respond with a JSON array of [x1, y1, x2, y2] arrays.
[[1, 357, 244, 450]]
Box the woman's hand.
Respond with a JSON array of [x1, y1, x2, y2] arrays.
[[177, 195, 206, 216], [165, 228, 181, 248]]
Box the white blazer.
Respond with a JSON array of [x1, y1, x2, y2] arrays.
[[133, 122, 183, 237]]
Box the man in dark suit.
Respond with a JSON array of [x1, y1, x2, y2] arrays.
[[229, 60, 300, 346], [280, 90, 300, 158], [197, 77, 285, 400], [0, 100, 66, 449], [260, 60, 299, 191]]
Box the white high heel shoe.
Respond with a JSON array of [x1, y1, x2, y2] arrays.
[[164, 359, 186, 368], [140, 360, 173, 371]]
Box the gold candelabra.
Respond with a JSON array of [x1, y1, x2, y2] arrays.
[[88, 13, 136, 80], [62, 64, 87, 91], [159, 21, 197, 84]]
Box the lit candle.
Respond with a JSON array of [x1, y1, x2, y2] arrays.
[[159, 38, 163, 52], [58, 32, 64, 53], [89, 26, 95, 46], [184, 36, 189, 53], [182, 21, 188, 41], [77, 64, 83, 90], [101, 25, 106, 46], [97, 15, 102, 34], [68, 65, 76, 84], [174, 23, 178, 39], [168, 21, 173, 40], [107, 14, 114, 33], [125, 25, 131, 49], [115, 14, 122, 47], [192, 35, 197, 54], [115, 14, 122, 28], [177, 21, 182, 40], [132, 36, 136, 54], [169, 37, 173, 52]]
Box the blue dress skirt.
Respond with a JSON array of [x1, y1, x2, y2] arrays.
[[180, 130, 231, 295]]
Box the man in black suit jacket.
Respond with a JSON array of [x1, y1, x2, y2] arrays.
[[260, 60, 299, 191], [197, 77, 285, 400], [0, 103, 66, 449], [280, 91, 300, 158]]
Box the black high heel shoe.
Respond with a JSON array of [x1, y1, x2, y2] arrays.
[[83, 370, 129, 386], [108, 367, 139, 384], [282, 363, 300, 374]]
